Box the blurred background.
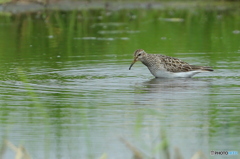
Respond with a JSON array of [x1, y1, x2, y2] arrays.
[[0, 0, 240, 159]]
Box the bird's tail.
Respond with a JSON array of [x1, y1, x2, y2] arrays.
[[201, 66, 214, 72], [190, 65, 214, 72]]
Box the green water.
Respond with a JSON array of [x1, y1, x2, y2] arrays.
[[0, 8, 239, 159]]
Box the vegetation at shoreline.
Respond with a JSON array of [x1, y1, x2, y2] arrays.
[[1, 0, 240, 14]]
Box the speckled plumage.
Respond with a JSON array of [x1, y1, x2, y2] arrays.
[[129, 49, 213, 78]]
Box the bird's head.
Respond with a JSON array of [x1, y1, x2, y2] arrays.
[[129, 49, 146, 70]]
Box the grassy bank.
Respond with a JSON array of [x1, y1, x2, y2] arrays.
[[1, 0, 240, 14]]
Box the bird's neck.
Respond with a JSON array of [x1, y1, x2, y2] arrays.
[[141, 55, 154, 67]]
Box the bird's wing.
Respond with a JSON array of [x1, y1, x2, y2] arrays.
[[159, 55, 193, 72]]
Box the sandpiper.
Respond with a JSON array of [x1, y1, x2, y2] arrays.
[[129, 49, 213, 78]]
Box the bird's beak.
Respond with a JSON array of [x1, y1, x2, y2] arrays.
[[129, 57, 137, 70]]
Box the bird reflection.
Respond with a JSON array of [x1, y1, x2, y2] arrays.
[[142, 77, 212, 93], [133, 77, 213, 107]]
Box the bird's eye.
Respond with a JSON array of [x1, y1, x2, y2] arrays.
[[138, 53, 141, 56]]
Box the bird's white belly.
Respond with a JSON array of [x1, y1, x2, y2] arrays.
[[150, 69, 201, 78]]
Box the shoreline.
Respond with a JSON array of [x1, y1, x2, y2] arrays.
[[1, 1, 240, 14]]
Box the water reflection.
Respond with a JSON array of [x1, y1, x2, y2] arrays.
[[134, 78, 213, 105], [143, 77, 212, 92]]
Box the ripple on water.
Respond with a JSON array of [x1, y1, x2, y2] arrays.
[[74, 37, 129, 40]]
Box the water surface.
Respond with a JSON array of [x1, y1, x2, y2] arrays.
[[0, 8, 239, 159]]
